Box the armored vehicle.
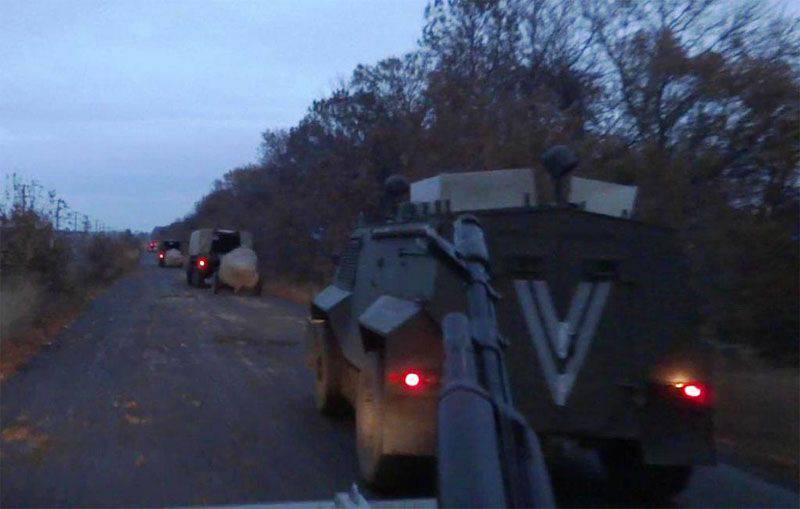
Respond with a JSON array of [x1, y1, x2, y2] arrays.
[[308, 148, 714, 499], [186, 228, 253, 287]]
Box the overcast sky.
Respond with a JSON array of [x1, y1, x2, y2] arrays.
[[1, 0, 428, 232]]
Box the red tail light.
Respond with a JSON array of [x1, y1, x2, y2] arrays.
[[158, 252, 164, 259], [682, 384, 702, 398], [403, 372, 421, 388], [674, 382, 709, 404], [388, 369, 435, 392], [197, 258, 207, 269]]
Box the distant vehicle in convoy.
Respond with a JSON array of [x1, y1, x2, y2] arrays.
[[186, 228, 253, 287], [147, 240, 158, 252], [157, 240, 183, 267], [307, 148, 714, 499]]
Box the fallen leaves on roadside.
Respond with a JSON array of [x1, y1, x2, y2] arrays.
[[2, 425, 38, 443], [1, 422, 53, 464], [123, 414, 151, 425], [180, 393, 202, 407], [112, 397, 139, 410]]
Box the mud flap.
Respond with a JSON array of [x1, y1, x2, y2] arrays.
[[640, 386, 716, 465], [357, 296, 441, 458]]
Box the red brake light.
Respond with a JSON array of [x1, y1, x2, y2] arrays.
[[388, 369, 434, 391], [198, 258, 207, 268], [673, 381, 709, 404], [158, 252, 164, 259], [683, 384, 702, 398], [404, 372, 421, 388]]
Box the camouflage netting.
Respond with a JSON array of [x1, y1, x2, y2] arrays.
[[219, 247, 259, 291]]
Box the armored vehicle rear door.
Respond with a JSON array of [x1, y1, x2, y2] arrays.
[[481, 208, 696, 439]]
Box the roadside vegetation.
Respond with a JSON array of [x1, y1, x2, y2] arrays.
[[0, 177, 141, 380], [156, 0, 798, 363], [152, 0, 796, 480], [715, 351, 799, 487]]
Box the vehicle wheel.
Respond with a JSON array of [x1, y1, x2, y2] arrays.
[[186, 267, 193, 286], [600, 441, 693, 502], [310, 323, 347, 416], [356, 351, 401, 490], [191, 269, 202, 288], [213, 273, 221, 294]]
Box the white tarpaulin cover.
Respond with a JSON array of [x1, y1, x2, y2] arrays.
[[189, 229, 214, 256], [164, 248, 184, 267], [219, 247, 259, 290]]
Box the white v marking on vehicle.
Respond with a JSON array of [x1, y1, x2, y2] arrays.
[[514, 279, 611, 406]]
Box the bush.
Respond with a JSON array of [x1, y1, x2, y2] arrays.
[[0, 208, 72, 293], [82, 232, 139, 284], [0, 206, 141, 344]]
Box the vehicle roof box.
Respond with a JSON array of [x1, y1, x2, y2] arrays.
[[569, 176, 638, 218], [409, 169, 637, 218], [189, 229, 253, 255], [410, 168, 537, 212]]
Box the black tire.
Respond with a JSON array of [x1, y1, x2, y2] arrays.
[[186, 267, 193, 286], [191, 269, 202, 288], [600, 442, 693, 503], [356, 351, 401, 490], [309, 322, 347, 415], [212, 273, 221, 294]]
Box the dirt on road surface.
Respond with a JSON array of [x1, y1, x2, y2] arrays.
[[1, 258, 360, 508], [1, 257, 798, 508]]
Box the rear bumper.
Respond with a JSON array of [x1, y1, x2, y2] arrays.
[[638, 384, 715, 465], [187, 266, 213, 280], [537, 383, 716, 465], [382, 391, 438, 457]]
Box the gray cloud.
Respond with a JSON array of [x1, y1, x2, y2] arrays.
[[1, 0, 427, 231]]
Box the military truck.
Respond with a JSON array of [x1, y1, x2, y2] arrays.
[[186, 228, 253, 287], [307, 148, 714, 499], [157, 240, 183, 267]]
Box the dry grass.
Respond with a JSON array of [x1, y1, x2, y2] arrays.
[[0, 283, 115, 382], [714, 351, 799, 487], [0, 299, 83, 382], [0, 226, 141, 383]]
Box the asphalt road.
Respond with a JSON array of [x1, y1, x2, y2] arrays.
[[1, 257, 797, 508]]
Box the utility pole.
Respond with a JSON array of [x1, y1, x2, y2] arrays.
[[19, 183, 27, 211], [48, 190, 56, 220], [28, 180, 41, 212], [54, 199, 68, 231]]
